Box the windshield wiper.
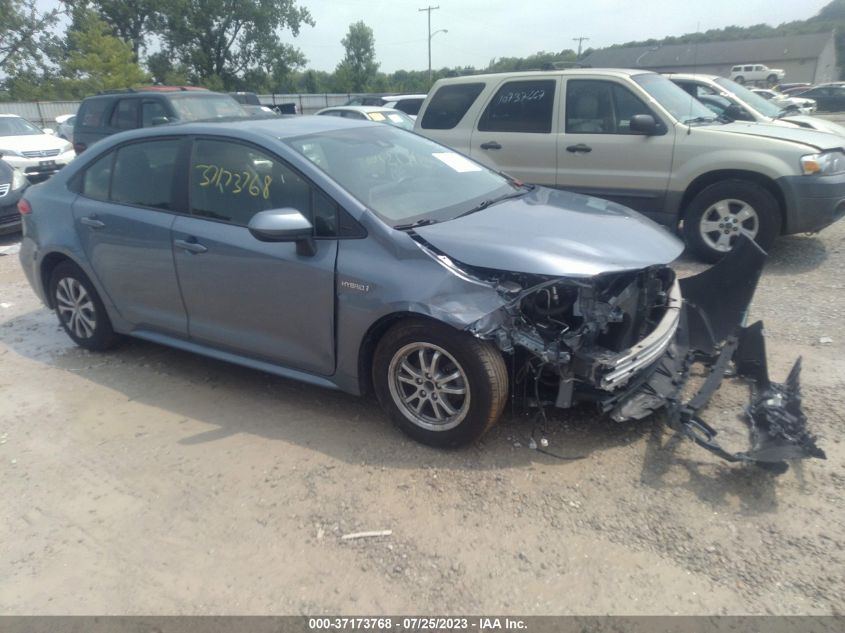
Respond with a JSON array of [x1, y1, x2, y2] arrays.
[[684, 116, 718, 126], [394, 218, 438, 231], [453, 189, 531, 220]]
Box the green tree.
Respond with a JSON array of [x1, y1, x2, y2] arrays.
[[0, 0, 63, 75], [156, 0, 313, 90], [62, 0, 163, 60], [335, 21, 379, 92], [63, 11, 149, 95]]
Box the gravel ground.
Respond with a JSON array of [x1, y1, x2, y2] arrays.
[[0, 222, 843, 615]]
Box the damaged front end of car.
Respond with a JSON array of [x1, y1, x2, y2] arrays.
[[459, 236, 825, 466]]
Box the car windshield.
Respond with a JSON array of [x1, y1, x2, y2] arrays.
[[714, 77, 782, 117], [286, 125, 516, 226], [0, 116, 44, 137], [366, 110, 415, 130], [632, 74, 717, 124], [169, 94, 247, 121]]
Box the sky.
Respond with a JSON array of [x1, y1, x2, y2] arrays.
[[37, 0, 834, 73]]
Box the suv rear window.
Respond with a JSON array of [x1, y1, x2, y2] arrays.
[[478, 79, 555, 133], [420, 83, 485, 130]]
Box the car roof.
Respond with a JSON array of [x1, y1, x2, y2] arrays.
[[663, 73, 721, 82], [317, 106, 409, 115], [0, 114, 23, 118], [381, 94, 427, 100], [432, 68, 655, 85], [86, 113, 380, 147]]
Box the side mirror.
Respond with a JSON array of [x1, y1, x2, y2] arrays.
[[151, 116, 171, 126], [42, 128, 56, 135], [629, 114, 659, 135], [248, 208, 316, 256]]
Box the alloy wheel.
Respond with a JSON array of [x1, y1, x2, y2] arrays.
[[387, 342, 471, 431], [698, 198, 759, 253], [55, 277, 97, 339]]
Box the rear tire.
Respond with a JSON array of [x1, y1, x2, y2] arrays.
[[682, 180, 781, 264], [372, 318, 508, 447], [49, 261, 120, 351]]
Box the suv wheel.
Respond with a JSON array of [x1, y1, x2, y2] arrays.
[[683, 180, 780, 263], [767, 74, 778, 85], [49, 261, 120, 351], [734, 76, 745, 84], [373, 318, 508, 447]]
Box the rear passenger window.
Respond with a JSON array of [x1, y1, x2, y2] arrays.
[[79, 99, 109, 128], [394, 99, 422, 116], [421, 83, 485, 130], [111, 139, 181, 210], [110, 99, 139, 130], [478, 80, 555, 133], [82, 152, 114, 201]]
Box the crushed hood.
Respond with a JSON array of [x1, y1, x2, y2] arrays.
[[414, 187, 684, 277], [714, 121, 845, 151]]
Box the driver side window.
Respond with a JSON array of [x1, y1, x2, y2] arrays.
[[189, 139, 339, 237]]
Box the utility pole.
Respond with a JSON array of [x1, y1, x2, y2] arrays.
[[419, 5, 440, 86], [573, 36, 590, 59]]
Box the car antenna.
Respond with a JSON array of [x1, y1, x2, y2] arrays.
[[687, 21, 700, 136]]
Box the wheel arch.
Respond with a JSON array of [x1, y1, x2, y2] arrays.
[[40, 251, 78, 309], [357, 311, 460, 396], [679, 170, 786, 234]]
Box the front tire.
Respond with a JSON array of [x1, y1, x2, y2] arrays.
[[767, 74, 778, 86], [734, 75, 745, 84], [682, 180, 781, 264], [49, 261, 120, 351], [373, 319, 508, 447]]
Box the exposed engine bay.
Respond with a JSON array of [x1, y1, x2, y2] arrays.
[[416, 234, 825, 468]]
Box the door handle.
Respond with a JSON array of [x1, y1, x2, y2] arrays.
[[480, 141, 502, 150], [566, 144, 592, 153], [174, 238, 208, 254], [80, 216, 105, 228]]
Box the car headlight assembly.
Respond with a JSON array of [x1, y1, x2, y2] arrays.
[[61, 141, 73, 153], [0, 148, 22, 158], [11, 168, 28, 190], [801, 151, 845, 176]]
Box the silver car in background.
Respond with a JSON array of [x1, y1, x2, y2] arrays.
[[17, 116, 823, 467]]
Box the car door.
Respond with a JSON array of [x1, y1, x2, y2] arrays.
[[469, 78, 559, 185], [171, 137, 338, 375], [72, 137, 189, 334], [555, 78, 675, 218]]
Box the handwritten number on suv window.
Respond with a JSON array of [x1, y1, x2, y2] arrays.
[[195, 164, 272, 199]]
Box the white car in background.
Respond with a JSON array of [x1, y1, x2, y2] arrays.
[[729, 64, 785, 85], [55, 114, 76, 142], [0, 114, 75, 181], [315, 106, 415, 130], [751, 88, 816, 115], [667, 74, 845, 137]]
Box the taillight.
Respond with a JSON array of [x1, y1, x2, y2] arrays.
[[17, 198, 32, 215], [73, 142, 86, 155]]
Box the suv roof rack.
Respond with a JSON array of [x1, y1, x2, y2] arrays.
[[95, 86, 209, 95]]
